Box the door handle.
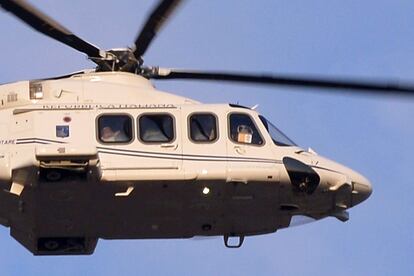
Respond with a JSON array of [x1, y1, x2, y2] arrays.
[[234, 146, 246, 155], [161, 143, 178, 149]]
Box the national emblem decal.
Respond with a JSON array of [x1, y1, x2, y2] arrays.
[[56, 125, 70, 138]]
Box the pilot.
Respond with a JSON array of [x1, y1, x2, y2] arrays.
[[101, 126, 128, 142], [236, 125, 253, 144]]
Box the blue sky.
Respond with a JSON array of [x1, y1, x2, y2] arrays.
[[0, 1, 413, 275]]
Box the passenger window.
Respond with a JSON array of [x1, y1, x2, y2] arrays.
[[189, 113, 217, 142], [98, 114, 133, 143], [139, 114, 174, 143], [229, 113, 263, 145]]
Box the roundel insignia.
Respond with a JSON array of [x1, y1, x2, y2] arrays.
[[56, 125, 70, 138]]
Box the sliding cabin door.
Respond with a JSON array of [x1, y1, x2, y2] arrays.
[[181, 107, 227, 180], [97, 110, 183, 181]]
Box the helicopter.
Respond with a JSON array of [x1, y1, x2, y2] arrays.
[[1, 0, 413, 256]]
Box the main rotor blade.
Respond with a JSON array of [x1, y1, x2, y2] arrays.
[[0, 0, 103, 58], [150, 69, 414, 96], [133, 0, 183, 58]]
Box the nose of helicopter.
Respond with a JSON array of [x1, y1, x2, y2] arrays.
[[308, 154, 373, 206], [350, 171, 372, 206]]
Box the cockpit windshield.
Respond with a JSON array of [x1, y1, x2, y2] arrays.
[[259, 115, 297, 147]]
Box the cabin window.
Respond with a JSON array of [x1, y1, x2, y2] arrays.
[[189, 113, 218, 142], [229, 113, 263, 145], [98, 114, 133, 143], [139, 114, 175, 143]]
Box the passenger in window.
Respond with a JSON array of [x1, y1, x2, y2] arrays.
[[98, 115, 132, 143], [101, 126, 128, 142]]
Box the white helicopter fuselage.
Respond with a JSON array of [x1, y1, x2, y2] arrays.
[[0, 71, 371, 255]]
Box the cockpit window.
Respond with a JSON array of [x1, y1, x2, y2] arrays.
[[259, 115, 296, 147], [98, 114, 133, 143], [229, 113, 263, 145]]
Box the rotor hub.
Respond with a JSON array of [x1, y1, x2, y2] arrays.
[[94, 49, 143, 73]]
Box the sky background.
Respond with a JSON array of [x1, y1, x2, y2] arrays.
[[0, 0, 413, 275]]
